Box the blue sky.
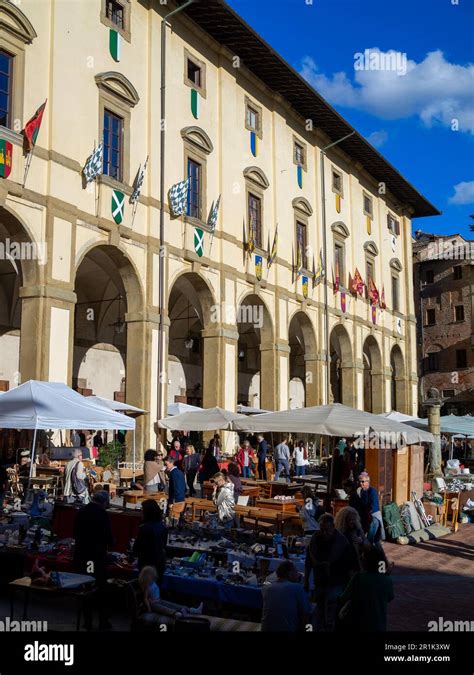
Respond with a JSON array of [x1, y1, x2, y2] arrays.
[[227, 0, 474, 237]]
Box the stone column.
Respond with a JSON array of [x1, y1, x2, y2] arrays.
[[422, 389, 443, 477], [304, 353, 321, 406], [260, 340, 290, 411], [370, 367, 385, 413], [341, 363, 358, 408]]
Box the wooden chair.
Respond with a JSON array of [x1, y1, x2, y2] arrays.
[[443, 492, 460, 532]]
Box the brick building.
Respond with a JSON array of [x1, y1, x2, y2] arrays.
[[413, 231, 474, 415]]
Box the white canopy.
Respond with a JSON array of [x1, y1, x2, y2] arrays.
[[381, 411, 418, 423], [167, 402, 202, 416], [87, 395, 146, 415], [233, 403, 434, 444], [159, 406, 246, 431], [237, 404, 272, 415], [0, 381, 136, 431], [405, 414, 474, 437]]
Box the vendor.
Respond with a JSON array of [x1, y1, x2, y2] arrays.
[[211, 472, 236, 529], [357, 472, 385, 544], [63, 449, 89, 504]]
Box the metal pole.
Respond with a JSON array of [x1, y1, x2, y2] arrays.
[[28, 427, 38, 489], [157, 1, 195, 451], [320, 131, 355, 405]]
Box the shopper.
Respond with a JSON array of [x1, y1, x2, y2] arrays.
[[294, 441, 307, 477], [208, 434, 222, 461], [335, 505, 368, 571], [226, 462, 243, 499], [73, 491, 114, 630], [211, 472, 236, 528], [198, 446, 220, 491], [256, 434, 268, 480], [236, 439, 255, 478], [168, 439, 184, 470], [304, 513, 353, 631], [338, 546, 394, 631], [261, 561, 312, 631], [274, 437, 291, 482], [133, 499, 168, 583], [358, 472, 385, 543], [183, 444, 201, 497], [298, 486, 325, 535], [143, 449, 165, 493], [164, 456, 186, 507], [64, 449, 89, 504]]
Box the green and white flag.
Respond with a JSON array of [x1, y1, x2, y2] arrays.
[[194, 227, 204, 257], [191, 89, 199, 119], [112, 189, 125, 224], [110, 29, 121, 62]]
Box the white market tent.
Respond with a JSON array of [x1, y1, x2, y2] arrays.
[[167, 402, 202, 416], [159, 406, 247, 431], [87, 395, 147, 415], [237, 404, 272, 415], [404, 414, 474, 437], [233, 403, 434, 444], [381, 411, 418, 423], [0, 381, 136, 479]]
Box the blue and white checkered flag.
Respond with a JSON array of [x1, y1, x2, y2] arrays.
[[130, 156, 148, 204], [83, 142, 103, 184], [168, 178, 190, 216], [207, 194, 221, 231]]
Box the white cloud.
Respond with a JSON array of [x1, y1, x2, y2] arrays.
[[300, 50, 474, 134], [366, 130, 388, 148], [448, 181, 474, 205]]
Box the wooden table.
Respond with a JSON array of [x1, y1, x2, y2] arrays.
[[255, 498, 303, 513], [185, 498, 297, 534], [122, 490, 167, 507], [9, 576, 96, 631], [241, 486, 261, 504]]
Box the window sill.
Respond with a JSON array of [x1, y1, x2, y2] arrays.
[[99, 174, 132, 195], [0, 126, 23, 147], [184, 216, 212, 233]]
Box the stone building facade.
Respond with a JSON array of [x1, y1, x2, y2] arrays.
[[0, 0, 438, 452], [413, 232, 474, 415]]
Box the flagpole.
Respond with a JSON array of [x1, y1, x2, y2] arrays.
[[22, 151, 33, 188]]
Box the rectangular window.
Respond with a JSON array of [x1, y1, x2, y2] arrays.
[[425, 269, 434, 284], [106, 0, 124, 29], [392, 276, 399, 312], [0, 50, 13, 128], [246, 105, 259, 133], [187, 158, 202, 220], [426, 308, 436, 325], [294, 142, 305, 167], [428, 353, 438, 371], [453, 265, 463, 280], [455, 305, 465, 322], [296, 221, 307, 269], [187, 59, 201, 88], [332, 170, 342, 195], [387, 213, 400, 236], [248, 192, 262, 248], [456, 349, 467, 369], [103, 109, 123, 181], [363, 194, 373, 217], [365, 259, 374, 299], [335, 243, 345, 283]]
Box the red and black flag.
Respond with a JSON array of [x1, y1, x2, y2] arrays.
[[22, 100, 47, 154]]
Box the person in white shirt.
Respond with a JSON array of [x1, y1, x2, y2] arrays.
[[293, 441, 307, 477], [63, 449, 89, 504]]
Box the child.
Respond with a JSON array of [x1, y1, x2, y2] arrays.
[[138, 566, 203, 619]]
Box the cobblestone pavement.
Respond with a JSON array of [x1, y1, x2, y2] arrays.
[[385, 524, 474, 631]]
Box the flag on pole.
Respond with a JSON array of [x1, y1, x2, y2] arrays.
[[83, 143, 104, 184], [207, 195, 221, 231], [168, 178, 190, 216], [267, 226, 278, 269], [379, 285, 386, 311], [130, 156, 148, 204], [368, 276, 379, 305], [312, 249, 325, 287], [22, 100, 47, 154], [352, 268, 365, 296]]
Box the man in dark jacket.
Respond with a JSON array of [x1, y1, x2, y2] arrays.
[[304, 513, 353, 631], [164, 456, 186, 505], [256, 434, 268, 480], [73, 491, 114, 630]]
